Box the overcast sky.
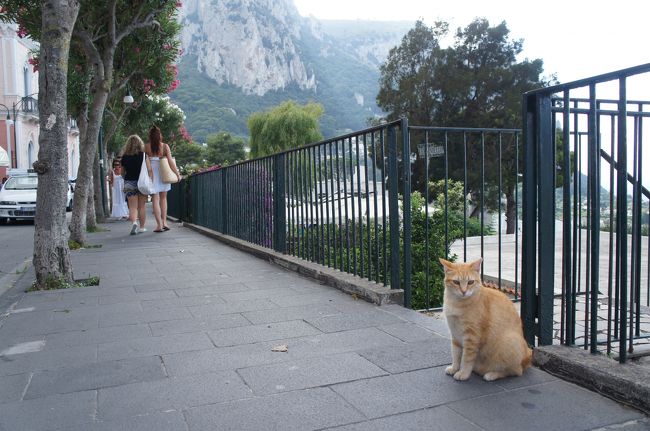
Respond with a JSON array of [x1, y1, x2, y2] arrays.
[[293, 0, 649, 85]]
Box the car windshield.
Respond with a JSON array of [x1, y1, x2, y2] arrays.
[[4, 176, 38, 190]]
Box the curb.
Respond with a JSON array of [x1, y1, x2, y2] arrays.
[[178, 220, 404, 306], [534, 345, 650, 415]]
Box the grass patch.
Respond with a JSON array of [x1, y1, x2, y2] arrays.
[[69, 240, 102, 250], [27, 274, 100, 292], [86, 226, 109, 233]]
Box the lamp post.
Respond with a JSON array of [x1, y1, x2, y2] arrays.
[[99, 85, 134, 215], [0, 104, 13, 170], [3, 95, 39, 169]]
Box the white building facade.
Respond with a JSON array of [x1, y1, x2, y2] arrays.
[[0, 22, 79, 180]]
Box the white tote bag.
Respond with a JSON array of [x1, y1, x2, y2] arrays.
[[137, 153, 156, 195]]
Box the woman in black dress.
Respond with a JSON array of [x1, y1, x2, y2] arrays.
[[120, 135, 152, 235]]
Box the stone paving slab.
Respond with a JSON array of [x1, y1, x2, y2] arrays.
[[325, 405, 483, 431], [237, 352, 388, 395], [447, 380, 644, 431], [24, 356, 166, 400], [97, 371, 252, 420], [0, 218, 646, 430], [185, 387, 365, 431]]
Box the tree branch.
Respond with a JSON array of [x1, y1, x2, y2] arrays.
[[115, 9, 162, 46], [73, 28, 104, 81]]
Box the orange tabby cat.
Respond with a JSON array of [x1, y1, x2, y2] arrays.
[[439, 257, 532, 381]]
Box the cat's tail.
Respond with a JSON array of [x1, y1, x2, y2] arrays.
[[521, 347, 533, 369]]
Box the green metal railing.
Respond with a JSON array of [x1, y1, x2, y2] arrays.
[[523, 63, 650, 362], [169, 119, 414, 303]]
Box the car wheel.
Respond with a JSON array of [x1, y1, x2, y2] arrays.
[[67, 199, 73, 212], [0, 217, 6, 225]]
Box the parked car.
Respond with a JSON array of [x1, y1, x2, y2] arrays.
[[0, 170, 74, 224], [0, 171, 37, 223]]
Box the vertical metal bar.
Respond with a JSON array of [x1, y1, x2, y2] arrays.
[[616, 78, 628, 363], [480, 132, 485, 278], [387, 125, 400, 291], [273, 154, 286, 253], [222, 169, 228, 234], [463, 133, 468, 260], [607, 115, 616, 353], [371, 132, 379, 282], [498, 133, 502, 290], [522, 93, 539, 346], [444, 133, 449, 259], [307, 147, 314, 262], [537, 94, 555, 346], [356, 136, 364, 278], [380, 129, 388, 285], [324, 147, 331, 266], [298, 150, 305, 259], [316, 146, 324, 264], [329, 142, 336, 268], [515, 133, 520, 297], [633, 109, 642, 337], [425, 130, 430, 308], [349, 136, 357, 276], [335, 140, 343, 271], [588, 84, 600, 353], [342, 138, 350, 272], [364, 133, 372, 281], [402, 118, 412, 308], [562, 90, 574, 345]]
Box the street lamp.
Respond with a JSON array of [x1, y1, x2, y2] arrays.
[[3, 94, 39, 169], [0, 104, 13, 169], [99, 86, 134, 214]]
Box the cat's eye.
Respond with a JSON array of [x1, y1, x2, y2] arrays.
[[452, 280, 460, 285], [467, 280, 474, 285]]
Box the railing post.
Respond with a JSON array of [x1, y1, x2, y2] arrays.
[[401, 118, 412, 308], [522, 92, 555, 347], [273, 153, 287, 253], [521, 93, 539, 346], [387, 124, 401, 292]]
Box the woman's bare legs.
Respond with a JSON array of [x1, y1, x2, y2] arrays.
[[138, 194, 148, 229], [160, 191, 169, 229], [151, 193, 163, 230], [127, 194, 140, 235]]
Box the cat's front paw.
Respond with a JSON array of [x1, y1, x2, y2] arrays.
[[445, 365, 459, 375], [453, 369, 472, 381]]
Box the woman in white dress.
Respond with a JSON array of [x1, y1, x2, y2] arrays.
[[109, 159, 129, 219], [145, 125, 180, 233]]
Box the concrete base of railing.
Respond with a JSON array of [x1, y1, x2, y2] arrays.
[[176, 220, 404, 306], [534, 345, 650, 415]]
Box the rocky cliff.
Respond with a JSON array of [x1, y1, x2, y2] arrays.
[[179, 0, 316, 96], [173, 0, 412, 141]]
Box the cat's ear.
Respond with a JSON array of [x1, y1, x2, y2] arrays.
[[439, 258, 454, 272], [469, 257, 483, 272]]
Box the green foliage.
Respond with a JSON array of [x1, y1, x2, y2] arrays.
[[248, 101, 324, 158], [204, 132, 247, 166], [173, 139, 205, 174], [377, 18, 552, 233]]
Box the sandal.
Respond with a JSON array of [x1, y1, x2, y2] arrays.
[[153, 229, 163, 233], [162, 226, 170, 231]]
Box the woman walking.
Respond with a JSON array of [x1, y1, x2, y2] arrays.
[[145, 125, 180, 233], [120, 135, 152, 235]]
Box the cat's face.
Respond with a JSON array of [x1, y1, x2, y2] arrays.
[[439, 258, 482, 299]]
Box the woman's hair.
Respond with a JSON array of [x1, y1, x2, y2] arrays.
[[123, 135, 144, 155], [149, 125, 162, 155]]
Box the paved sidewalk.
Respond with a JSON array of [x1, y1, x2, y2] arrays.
[[0, 218, 648, 430]]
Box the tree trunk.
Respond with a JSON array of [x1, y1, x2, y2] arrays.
[[505, 183, 517, 234], [32, 0, 80, 288], [69, 94, 107, 244], [86, 170, 97, 230], [93, 149, 105, 223]]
